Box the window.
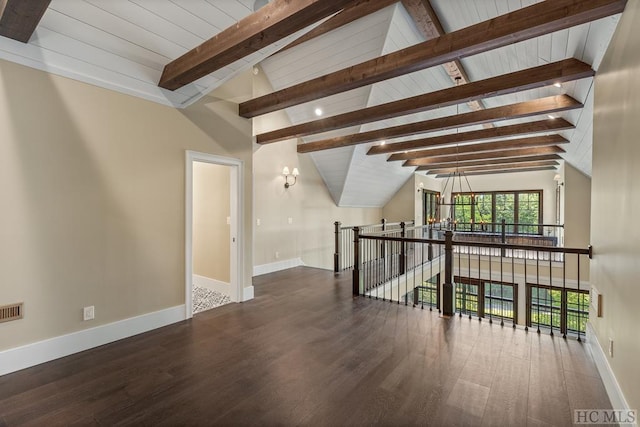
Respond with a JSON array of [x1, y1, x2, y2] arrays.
[[406, 274, 440, 309], [452, 190, 542, 234], [455, 276, 517, 323], [518, 192, 541, 234], [526, 284, 589, 335], [423, 190, 440, 225]]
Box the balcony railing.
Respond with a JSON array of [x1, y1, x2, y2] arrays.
[[335, 219, 565, 273], [333, 219, 414, 272], [429, 220, 564, 247], [349, 227, 591, 340]]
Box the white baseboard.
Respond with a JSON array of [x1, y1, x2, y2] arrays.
[[243, 285, 254, 301], [193, 274, 230, 295], [253, 257, 304, 276], [0, 305, 185, 377], [586, 323, 631, 412]]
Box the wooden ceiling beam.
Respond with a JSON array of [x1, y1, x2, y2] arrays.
[[414, 154, 563, 171], [401, 0, 490, 120], [0, 0, 51, 43], [294, 95, 580, 152], [280, 0, 398, 52], [159, 0, 356, 91], [406, 146, 565, 166], [239, 0, 626, 117], [416, 154, 561, 169], [378, 118, 573, 159], [263, 59, 591, 146], [434, 166, 557, 178], [386, 135, 567, 160], [424, 160, 560, 175]]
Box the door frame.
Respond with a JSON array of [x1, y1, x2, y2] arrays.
[[185, 150, 244, 319]]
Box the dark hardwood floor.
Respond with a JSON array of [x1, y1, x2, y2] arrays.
[[0, 267, 611, 426]]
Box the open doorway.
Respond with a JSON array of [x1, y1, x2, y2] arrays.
[[185, 151, 244, 319]]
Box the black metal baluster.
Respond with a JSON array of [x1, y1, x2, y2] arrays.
[[439, 240, 443, 314], [512, 250, 516, 328], [524, 253, 529, 332], [500, 249, 504, 327], [404, 240, 408, 306], [549, 250, 553, 337], [577, 254, 582, 342], [488, 250, 492, 324], [562, 251, 566, 339], [536, 250, 541, 334]]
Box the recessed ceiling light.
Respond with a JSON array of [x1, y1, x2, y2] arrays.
[[553, 82, 562, 88], [380, 140, 386, 145], [314, 108, 323, 117], [548, 114, 556, 119]]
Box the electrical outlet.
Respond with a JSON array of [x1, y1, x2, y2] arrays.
[[288, 217, 293, 224], [226, 216, 230, 225], [275, 251, 279, 259], [83, 306, 95, 321], [256, 218, 261, 226], [609, 338, 614, 357]]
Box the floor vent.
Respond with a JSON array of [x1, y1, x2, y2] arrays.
[[0, 303, 23, 323]]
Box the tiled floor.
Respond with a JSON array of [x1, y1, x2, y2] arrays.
[[192, 285, 231, 314]]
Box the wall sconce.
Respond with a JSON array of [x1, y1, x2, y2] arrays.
[[553, 173, 564, 186], [282, 166, 299, 188], [417, 182, 425, 193]]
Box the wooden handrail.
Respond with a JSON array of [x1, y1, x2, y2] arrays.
[[358, 234, 589, 255]]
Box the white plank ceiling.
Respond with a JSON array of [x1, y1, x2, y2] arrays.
[[0, 0, 623, 207], [0, 0, 318, 107], [260, 0, 621, 206]]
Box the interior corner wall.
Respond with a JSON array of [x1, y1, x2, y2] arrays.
[[591, 0, 640, 411], [382, 173, 442, 226], [252, 70, 381, 271], [563, 163, 591, 248], [193, 162, 231, 283], [381, 175, 416, 223], [0, 59, 253, 351]]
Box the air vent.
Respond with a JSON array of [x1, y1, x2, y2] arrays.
[[0, 303, 23, 323]]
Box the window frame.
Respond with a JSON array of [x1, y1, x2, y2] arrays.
[[454, 276, 518, 323], [422, 190, 441, 225], [452, 189, 543, 234], [526, 283, 589, 335]]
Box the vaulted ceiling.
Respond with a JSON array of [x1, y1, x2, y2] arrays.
[[0, 0, 626, 207]]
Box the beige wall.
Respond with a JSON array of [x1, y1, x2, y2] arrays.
[[252, 70, 381, 270], [193, 162, 230, 283], [563, 163, 591, 248], [382, 176, 415, 223], [383, 173, 442, 225], [591, 0, 640, 410], [0, 60, 253, 351]]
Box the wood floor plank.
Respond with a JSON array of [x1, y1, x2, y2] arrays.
[[482, 354, 530, 426], [0, 267, 612, 426]]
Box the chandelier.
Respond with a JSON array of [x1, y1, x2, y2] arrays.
[[435, 169, 478, 228], [428, 77, 484, 229]]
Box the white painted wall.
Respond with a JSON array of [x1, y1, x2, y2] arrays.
[[591, 0, 640, 411], [0, 60, 254, 352], [252, 71, 382, 272]]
